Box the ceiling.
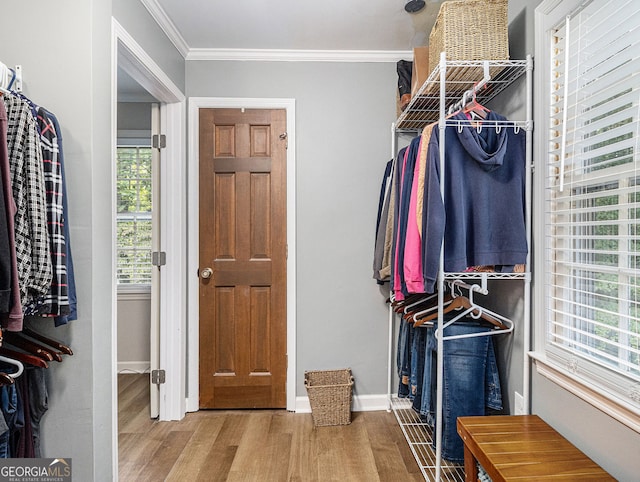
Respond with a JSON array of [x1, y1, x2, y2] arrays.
[[152, 0, 444, 53], [119, 0, 445, 101]]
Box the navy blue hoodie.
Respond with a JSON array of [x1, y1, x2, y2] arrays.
[[421, 111, 527, 292]]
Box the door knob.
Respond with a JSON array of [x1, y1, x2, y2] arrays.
[[201, 268, 213, 279]]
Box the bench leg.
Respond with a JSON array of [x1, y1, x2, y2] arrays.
[[463, 444, 478, 482]]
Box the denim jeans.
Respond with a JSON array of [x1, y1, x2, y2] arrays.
[[397, 319, 413, 398], [418, 319, 503, 462], [410, 327, 427, 409], [0, 384, 18, 458], [443, 322, 502, 461], [419, 325, 435, 421]]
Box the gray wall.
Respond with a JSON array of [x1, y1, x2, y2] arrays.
[[112, 0, 185, 92], [187, 60, 396, 395], [117, 102, 153, 132], [117, 294, 151, 370]]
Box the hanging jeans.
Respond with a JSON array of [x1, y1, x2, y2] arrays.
[[0, 384, 18, 458], [410, 326, 427, 404], [28, 368, 48, 458], [419, 320, 503, 462], [397, 319, 412, 398]]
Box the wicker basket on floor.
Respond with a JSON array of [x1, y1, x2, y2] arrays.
[[429, 0, 509, 72], [304, 369, 354, 427]]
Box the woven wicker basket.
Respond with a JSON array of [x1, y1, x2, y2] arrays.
[[429, 0, 509, 72], [304, 369, 354, 427]]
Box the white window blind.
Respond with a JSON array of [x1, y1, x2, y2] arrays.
[[545, 0, 640, 413]]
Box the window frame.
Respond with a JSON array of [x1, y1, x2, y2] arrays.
[[116, 143, 154, 291], [533, 0, 640, 434]]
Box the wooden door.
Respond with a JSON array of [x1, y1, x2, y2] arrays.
[[199, 108, 287, 409]]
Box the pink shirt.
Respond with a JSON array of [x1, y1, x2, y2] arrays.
[[403, 136, 425, 294]]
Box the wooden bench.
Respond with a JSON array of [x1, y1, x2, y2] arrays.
[[457, 415, 616, 481]]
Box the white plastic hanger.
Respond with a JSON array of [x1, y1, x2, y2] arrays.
[[0, 355, 24, 378], [432, 281, 514, 340]]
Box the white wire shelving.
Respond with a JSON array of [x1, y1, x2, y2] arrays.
[[390, 397, 465, 482], [389, 55, 534, 482], [395, 59, 528, 132]]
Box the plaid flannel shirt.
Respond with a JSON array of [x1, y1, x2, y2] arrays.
[[23, 108, 69, 316], [4, 95, 52, 307]]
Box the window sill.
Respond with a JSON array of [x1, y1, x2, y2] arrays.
[[117, 284, 151, 301], [530, 351, 640, 434]]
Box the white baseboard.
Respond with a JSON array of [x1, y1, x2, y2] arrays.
[[295, 394, 390, 413], [117, 361, 151, 374]]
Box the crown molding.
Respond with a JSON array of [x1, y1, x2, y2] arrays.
[[186, 48, 413, 63], [140, 0, 189, 58]]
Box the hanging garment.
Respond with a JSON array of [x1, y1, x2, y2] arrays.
[[422, 111, 528, 293], [416, 122, 436, 237], [379, 148, 403, 282], [373, 159, 394, 283], [46, 110, 76, 325], [0, 384, 17, 457], [402, 135, 425, 294], [0, 100, 15, 315], [426, 321, 502, 463], [11, 370, 35, 458], [3, 95, 52, 310], [27, 366, 47, 458], [392, 137, 421, 300], [23, 108, 69, 317]]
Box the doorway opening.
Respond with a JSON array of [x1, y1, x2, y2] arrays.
[[112, 16, 187, 477]]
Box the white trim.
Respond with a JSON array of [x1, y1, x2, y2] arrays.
[[295, 394, 390, 414], [531, 353, 640, 434], [139, 0, 189, 58], [117, 362, 151, 374], [158, 101, 188, 421], [113, 15, 187, 427], [114, 20, 185, 103], [186, 48, 413, 63], [187, 97, 297, 413], [110, 25, 119, 482]]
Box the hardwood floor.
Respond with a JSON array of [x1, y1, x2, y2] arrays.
[[118, 374, 423, 481]]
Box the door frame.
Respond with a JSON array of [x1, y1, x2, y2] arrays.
[[187, 98, 297, 412], [111, 16, 187, 433]]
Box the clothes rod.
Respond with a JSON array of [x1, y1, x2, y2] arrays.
[[447, 60, 490, 115]]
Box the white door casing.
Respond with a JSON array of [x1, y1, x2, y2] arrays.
[[187, 97, 297, 412]]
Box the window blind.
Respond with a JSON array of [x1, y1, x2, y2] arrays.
[[546, 0, 640, 411]]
